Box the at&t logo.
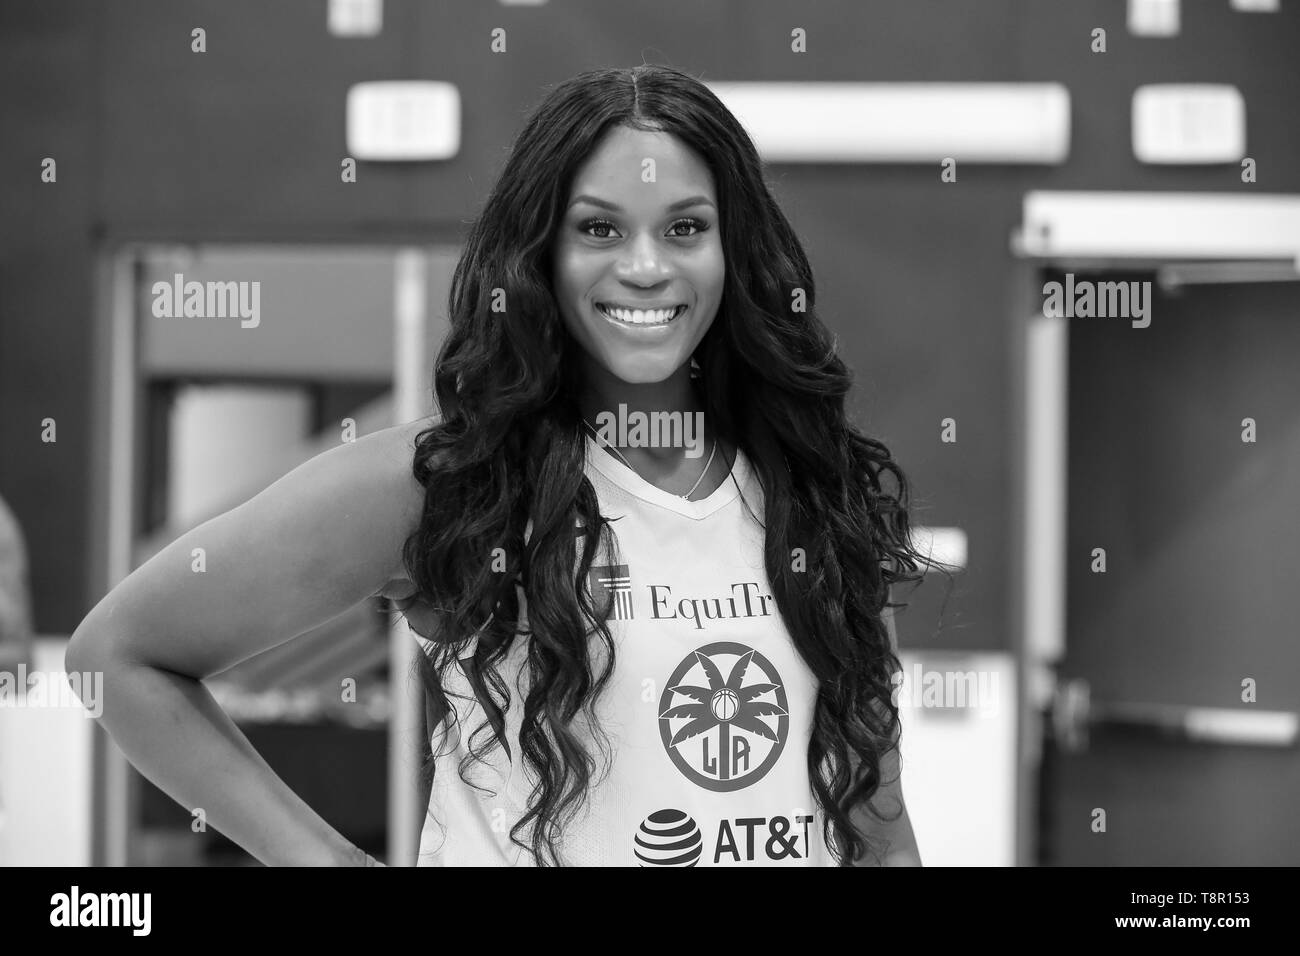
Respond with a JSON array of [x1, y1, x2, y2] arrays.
[[635, 809, 819, 866]]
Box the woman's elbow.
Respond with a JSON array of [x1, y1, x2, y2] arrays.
[[65, 612, 137, 675], [883, 843, 923, 866]]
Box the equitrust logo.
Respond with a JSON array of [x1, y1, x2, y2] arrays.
[[588, 564, 634, 620], [658, 642, 789, 791], [585, 565, 778, 631]]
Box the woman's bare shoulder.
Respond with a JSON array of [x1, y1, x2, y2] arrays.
[[366, 413, 439, 479], [362, 414, 440, 599], [66, 413, 443, 678]]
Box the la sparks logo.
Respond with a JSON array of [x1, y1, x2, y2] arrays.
[[658, 642, 789, 791]]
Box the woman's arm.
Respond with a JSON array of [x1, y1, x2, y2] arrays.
[[850, 598, 923, 866], [65, 418, 429, 866], [851, 738, 922, 866]]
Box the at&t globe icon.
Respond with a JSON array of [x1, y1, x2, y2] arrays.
[[633, 809, 703, 867]]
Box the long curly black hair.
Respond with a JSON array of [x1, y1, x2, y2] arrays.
[[401, 64, 940, 866]]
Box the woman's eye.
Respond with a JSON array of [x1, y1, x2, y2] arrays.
[[578, 218, 708, 239], [668, 218, 706, 237]]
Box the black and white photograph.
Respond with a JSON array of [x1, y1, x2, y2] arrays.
[[0, 0, 1296, 918]]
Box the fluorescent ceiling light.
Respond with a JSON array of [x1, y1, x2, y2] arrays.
[[346, 81, 460, 161], [706, 82, 1070, 164], [1132, 84, 1245, 164], [1019, 192, 1300, 260]]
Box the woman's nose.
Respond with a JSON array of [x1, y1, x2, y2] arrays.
[[616, 233, 671, 282]]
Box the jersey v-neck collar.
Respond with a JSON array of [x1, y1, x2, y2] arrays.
[[583, 433, 749, 520]]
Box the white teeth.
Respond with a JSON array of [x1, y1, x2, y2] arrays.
[[599, 304, 683, 325]]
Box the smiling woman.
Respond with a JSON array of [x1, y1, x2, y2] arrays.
[[396, 64, 934, 866], [67, 63, 933, 870]]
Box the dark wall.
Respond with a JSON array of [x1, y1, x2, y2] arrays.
[[0, 2, 97, 636], [2, 0, 1298, 643]]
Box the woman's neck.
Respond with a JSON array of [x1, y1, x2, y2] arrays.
[[578, 365, 707, 466]]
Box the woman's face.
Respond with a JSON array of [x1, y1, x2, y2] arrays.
[[552, 125, 724, 386]]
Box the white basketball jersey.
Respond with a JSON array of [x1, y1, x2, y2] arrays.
[[411, 435, 837, 866]]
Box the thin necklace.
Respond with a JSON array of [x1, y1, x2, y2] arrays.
[[581, 418, 718, 500]]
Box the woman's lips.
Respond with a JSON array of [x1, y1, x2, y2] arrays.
[[595, 302, 687, 328]]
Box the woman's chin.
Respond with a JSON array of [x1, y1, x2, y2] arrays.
[[599, 358, 687, 386]]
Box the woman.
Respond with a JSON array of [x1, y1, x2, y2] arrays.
[[68, 65, 930, 867]]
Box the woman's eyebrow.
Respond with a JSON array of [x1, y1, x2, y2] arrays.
[[568, 194, 716, 213]]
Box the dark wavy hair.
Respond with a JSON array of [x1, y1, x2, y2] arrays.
[[401, 64, 942, 866]]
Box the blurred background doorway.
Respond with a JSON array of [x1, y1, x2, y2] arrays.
[[1014, 192, 1300, 865], [1041, 272, 1300, 865]]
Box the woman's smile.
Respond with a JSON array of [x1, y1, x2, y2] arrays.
[[595, 301, 688, 333]]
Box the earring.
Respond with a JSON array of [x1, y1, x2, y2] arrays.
[[689, 356, 702, 380]]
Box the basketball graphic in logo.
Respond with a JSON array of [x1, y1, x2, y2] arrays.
[[712, 687, 739, 721], [658, 642, 790, 792], [634, 809, 703, 867]]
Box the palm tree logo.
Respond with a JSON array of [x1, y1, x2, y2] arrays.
[[657, 641, 790, 792]]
